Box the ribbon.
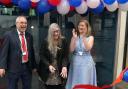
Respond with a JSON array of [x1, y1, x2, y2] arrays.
[[73, 67, 128, 89]]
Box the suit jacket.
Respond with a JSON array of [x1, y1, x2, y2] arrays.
[[38, 38, 69, 82], [0, 29, 37, 73]]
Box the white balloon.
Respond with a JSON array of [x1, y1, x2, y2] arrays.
[[76, 0, 88, 14], [30, 0, 40, 3], [119, 1, 128, 11], [105, 0, 118, 12], [86, 0, 100, 8], [57, 0, 70, 15]]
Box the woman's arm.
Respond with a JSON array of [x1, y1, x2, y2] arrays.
[[62, 39, 69, 67], [70, 37, 77, 52], [61, 39, 68, 78], [70, 29, 77, 52], [83, 36, 94, 51], [39, 40, 50, 68]]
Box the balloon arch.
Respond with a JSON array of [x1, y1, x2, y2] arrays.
[[0, 0, 128, 15]]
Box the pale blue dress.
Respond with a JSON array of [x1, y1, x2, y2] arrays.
[[66, 36, 97, 89]]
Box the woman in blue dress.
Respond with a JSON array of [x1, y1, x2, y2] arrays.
[[66, 19, 97, 89]]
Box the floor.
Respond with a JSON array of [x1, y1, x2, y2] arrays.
[[0, 73, 128, 89]]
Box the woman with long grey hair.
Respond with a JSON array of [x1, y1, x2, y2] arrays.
[[38, 23, 69, 89]]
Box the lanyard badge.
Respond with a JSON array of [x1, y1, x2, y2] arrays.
[[78, 51, 83, 55], [22, 51, 27, 55]]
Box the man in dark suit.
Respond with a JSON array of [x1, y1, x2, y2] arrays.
[[0, 16, 37, 89]]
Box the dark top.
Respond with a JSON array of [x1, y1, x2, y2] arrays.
[[0, 29, 37, 73], [38, 38, 69, 83]]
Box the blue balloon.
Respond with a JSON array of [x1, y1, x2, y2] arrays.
[[117, 0, 128, 4], [69, 0, 82, 7], [123, 70, 128, 82], [103, 0, 115, 5], [37, 0, 51, 14], [18, 0, 30, 10], [91, 2, 104, 14], [12, 0, 20, 5]]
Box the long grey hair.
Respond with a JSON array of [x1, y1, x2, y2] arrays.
[[47, 23, 63, 56]]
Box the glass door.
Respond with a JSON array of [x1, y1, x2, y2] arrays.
[[90, 11, 118, 85]]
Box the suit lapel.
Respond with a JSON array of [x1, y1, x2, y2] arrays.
[[25, 33, 30, 51], [13, 30, 21, 49]]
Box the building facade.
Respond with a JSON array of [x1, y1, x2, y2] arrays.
[[0, 6, 127, 89]]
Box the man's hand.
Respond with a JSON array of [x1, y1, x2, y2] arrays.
[[0, 69, 5, 77]]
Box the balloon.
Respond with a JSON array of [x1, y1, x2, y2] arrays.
[[119, 1, 128, 11], [103, 0, 115, 5], [86, 0, 100, 8], [57, 0, 70, 15], [30, 0, 40, 3], [70, 6, 75, 11], [18, 0, 31, 10], [12, 0, 20, 5], [75, 0, 88, 14], [30, 0, 39, 8], [31, 2, 38, 8], [117, 0, 128, 4], [37, 0, 51, 14], [123, 70, 128, 82], [48, 0, 60, 6], [105, 0, 118, 12], [69, 0, 82, 7], [0, 0, 11, 5], [91, 2, 104, 14]]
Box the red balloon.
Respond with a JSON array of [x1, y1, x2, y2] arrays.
[[0, 0, 11, 5], [31, 2, 38, 8], [48, 0, 60, 6], [70, 6, 75, 11]]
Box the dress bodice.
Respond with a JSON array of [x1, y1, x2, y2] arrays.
[[73, 36, 90, 55]]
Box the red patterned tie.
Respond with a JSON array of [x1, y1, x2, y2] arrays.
[[20, 33, 28, 63]]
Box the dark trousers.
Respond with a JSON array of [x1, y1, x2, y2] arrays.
[[45, 85, 64, 89], [39, 79, 65, 89], [7, 64, 32, 89]]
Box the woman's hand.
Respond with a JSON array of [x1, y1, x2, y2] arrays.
[[72, 29, 77, 39], [49, 65, 56, 73], [60, 67, 67, 78], [70, 29, 77, 52]]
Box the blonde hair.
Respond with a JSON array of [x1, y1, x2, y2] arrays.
[[47, 23, 63, 56], [77, 19, 91, 37]]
